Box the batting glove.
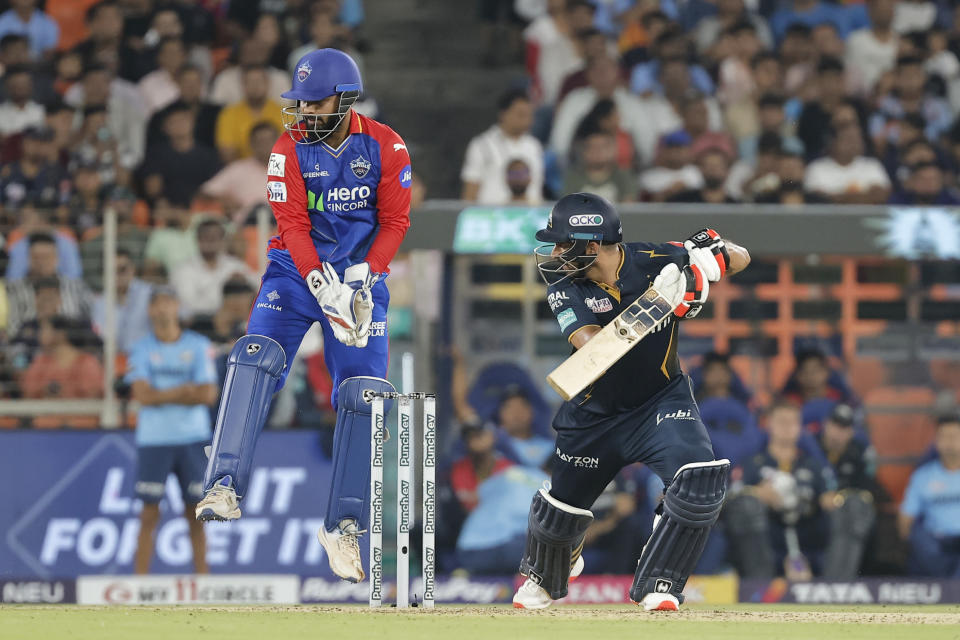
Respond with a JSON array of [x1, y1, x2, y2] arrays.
[[684, 228, 730, 282]]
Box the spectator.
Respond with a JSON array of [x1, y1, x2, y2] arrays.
[[870, 55, 953, 152], [170, 219, 257, 320], [137, 37, 186, 115], [208, 39, 288, 107], [667, 141, 738, 203], [201, 122, 278, 224], [796, 57, 865, 162], [449, 421, 514, 513], [127, 286, 217, 574], [6, 231, 90, 336], [456, 465, 547, 574], [899, 415, 960, 578], [845, 0, 899, 96], [550, 54, 647, 164], [71, 105, 123, 188], [91, 249, 152, 353], [461, 89, 543, 204], [816, 402, 877, 579], [695, 352, 763, 467], [21, 315, 103, 399], [889, 161, 960, 205], [67, 63, 146, 170], [0, 0, 59, 60], [79, 187, 149, 291], [639, 130, 703, 201], [564, 127, 636, 202], [523, 0, 590, 106], [694, 0, 773, 54], [724, 401, 836, 578], [0, 126, 69, 211], [629, 27, 714, 98], [141, 102, 221, 207], [147, 65, 220, 150], [804, 124, 891, 204], [142, 203, 197, 279], [214, 65, 284, 163], [770, 0, 859, 43], [494, 386, 553, 468], [0, 65, 43, 136]]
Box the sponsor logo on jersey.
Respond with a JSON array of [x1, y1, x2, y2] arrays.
[[267, 153, 285, 177], [656, 409, 695, 426], [350, 155, 371, 178], [267, 181, 287, 202], [296, 61, 312, 83], [569, 214, 603, 226], [585, 296, 613, 313], [307, 185, 372, 213], [302, 163, 329, 178], [555, 448, 599, 469], [547, 290, 569, 311], [399, 164, 412, 188], [556, 308, 577, 331]]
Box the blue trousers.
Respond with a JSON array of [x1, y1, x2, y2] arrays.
[[247, 261, 389, 407]]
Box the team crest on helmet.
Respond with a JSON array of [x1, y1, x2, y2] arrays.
[[297, 60, 312, 83], [351, 155, 372, 178]]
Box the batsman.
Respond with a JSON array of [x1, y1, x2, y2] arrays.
[[194, 48, 411, 583], [513, 193, 750, 611]]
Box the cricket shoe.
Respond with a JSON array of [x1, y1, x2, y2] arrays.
[[637, 592, 680, 612], [512, 555, 585, 610], [195, 476, 241, 521], [318, 519, 365, 583]]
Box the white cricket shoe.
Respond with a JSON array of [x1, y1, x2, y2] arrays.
[[512, 555, 585, 610], [638, 592, 680, 611], [317, 519, 365, 583], [195, 476, 241, 521]]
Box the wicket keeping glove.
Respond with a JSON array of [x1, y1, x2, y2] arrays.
[[306, 263, 362, 347], [684, 228, 730, 282]]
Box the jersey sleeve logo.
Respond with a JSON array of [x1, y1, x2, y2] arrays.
[[267, 153, 286, 177], [267, 181, 287, 202], [556, 308, 577, 331], [399, 164, 412, 188]]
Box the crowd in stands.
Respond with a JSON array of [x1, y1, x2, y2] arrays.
[[463, 0, 960, 207], [0, 0, 369, 427]]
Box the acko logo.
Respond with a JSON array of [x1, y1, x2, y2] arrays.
[[569, 215, 603, 226]]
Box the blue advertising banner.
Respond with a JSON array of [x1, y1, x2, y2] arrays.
[[0, 431, 341, 579]]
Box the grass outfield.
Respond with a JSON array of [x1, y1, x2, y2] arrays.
[[3, 604, 960, 640]]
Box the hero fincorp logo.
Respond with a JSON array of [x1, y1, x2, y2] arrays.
[[306, 185, 372, 213], [569, 215, 603, 226]]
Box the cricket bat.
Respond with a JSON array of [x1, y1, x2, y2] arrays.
[[546, 286, 675, 401]]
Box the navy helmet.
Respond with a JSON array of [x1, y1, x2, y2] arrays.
[[281, 48, 362, 144], [534, 193, 623, 284]]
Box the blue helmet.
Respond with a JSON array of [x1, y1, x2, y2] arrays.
[[281, 48, 363, 144]]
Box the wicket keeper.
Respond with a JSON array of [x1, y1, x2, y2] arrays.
[[513, 192, 750, 611], [194, 49, 412, 584]]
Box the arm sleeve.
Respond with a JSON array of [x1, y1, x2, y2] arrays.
[[900, 467, 926, 517], [125, 342, 149, 384], [546, 281, 598, 342], [365, 129, 412, 273], [268, 136, 322, 277], [192, 336, 218, 385]]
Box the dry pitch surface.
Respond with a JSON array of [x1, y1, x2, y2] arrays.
[[3, 604, 960, 640]]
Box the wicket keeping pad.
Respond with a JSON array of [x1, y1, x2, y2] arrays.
[[547, 286, 674, 401], [519, 487, 594, 600], [629, 459, 729, 603]]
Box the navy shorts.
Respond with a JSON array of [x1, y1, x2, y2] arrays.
[[136, 442, 208, 505], [549, 375, 715, 510]]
